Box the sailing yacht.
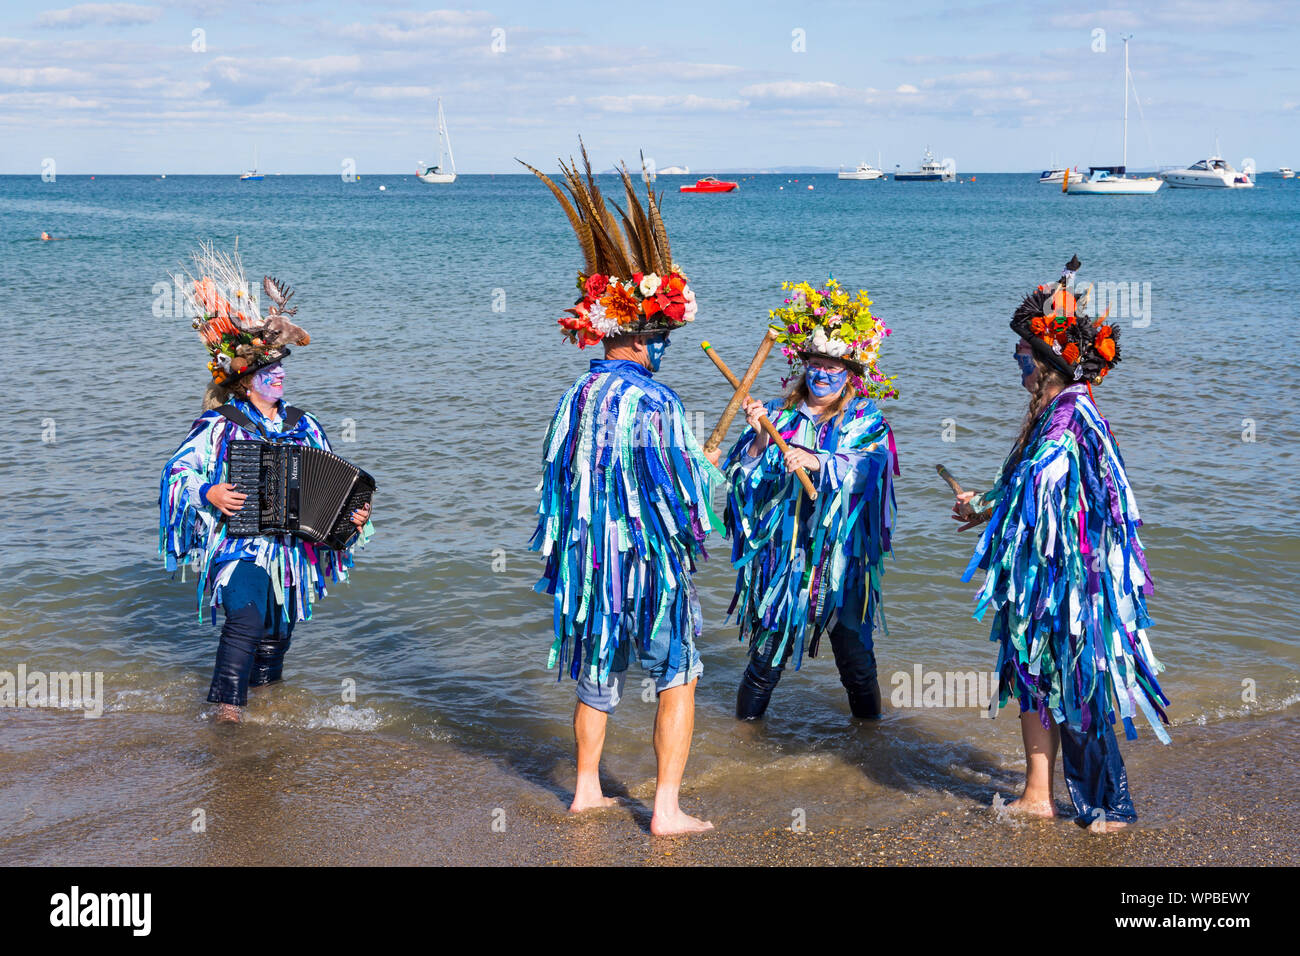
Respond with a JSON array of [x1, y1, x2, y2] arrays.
[[417, 99, 457, 184], [1066, 36, 1162, 195], [240, 146, 263, 181]]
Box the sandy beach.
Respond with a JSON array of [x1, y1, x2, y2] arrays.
[[3, 703, 1293, 867]]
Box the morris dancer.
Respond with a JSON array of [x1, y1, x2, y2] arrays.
[[160, 243, 372, 724], [523, 146, 723, 834], [952, 255, 1169, 832], [723, 280, 899, 720]]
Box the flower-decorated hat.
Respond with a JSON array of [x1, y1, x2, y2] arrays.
[[1011, 254, 1121, 384], [520, 141, 697, 348], [771, 278, 897, 400], [171, 241, 311, 387]]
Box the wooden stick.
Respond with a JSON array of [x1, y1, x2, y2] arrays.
[[702, 339, 818, 501], [704, 328, 777, 456], [935, 463, 965, 496]]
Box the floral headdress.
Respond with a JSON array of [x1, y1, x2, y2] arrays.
[[771, 278, 897, 400], [170, 240, 311, 387], [520, 140, 697, 348], [1010, 254, 1120, 384]]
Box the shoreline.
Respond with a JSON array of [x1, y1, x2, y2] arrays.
[[2, 705, 1293, 867]]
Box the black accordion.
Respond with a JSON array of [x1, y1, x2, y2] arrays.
[[225, 440, 375, 551]]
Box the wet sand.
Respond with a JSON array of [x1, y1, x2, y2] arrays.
[[2, 707, 1294, 866]]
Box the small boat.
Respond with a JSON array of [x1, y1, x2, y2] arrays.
[[417, 98, 457, 184], [1066, 166, 1162, 194], [1161, 155, 1254, 188], [895, 148, 954, 181], [1039, 167, 1083, 183], [1066, 38, 1162, 195], [838, 158, 885, 180], [1280, 167, 1294, 179], [240, 146, 263, 181], [679, 177, 738, 193]]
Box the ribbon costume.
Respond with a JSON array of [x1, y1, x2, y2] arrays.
[[723, 280, 899, 719], [159, 242, 372, 710], [962, 256, 1168, 825], [524, 146, 722, 708]]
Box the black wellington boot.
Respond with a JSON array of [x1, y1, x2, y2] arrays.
[[736, 658, 783, 720], [830, 627, 883, 719]]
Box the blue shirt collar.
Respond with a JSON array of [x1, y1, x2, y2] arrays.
[[590, 358, 652, 379], [234, 396, 285, 426]]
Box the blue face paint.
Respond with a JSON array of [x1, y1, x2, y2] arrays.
[[1015, 352, 1037, 380], [807, 364, 848, 398], [646, 334, 670, 372]]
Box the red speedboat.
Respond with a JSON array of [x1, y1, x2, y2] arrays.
[[679, 177, 738, 193]]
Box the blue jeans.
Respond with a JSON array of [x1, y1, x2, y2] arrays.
[[206, 560, 296, 706], [1058, 717, 1138, 826]]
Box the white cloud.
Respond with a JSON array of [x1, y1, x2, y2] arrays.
[[896, 84, 919, 93], [37, 3, 161, 28], [581, 93, 747, 112]]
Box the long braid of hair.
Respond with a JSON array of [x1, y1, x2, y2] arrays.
[[1004, 361, 1067, 477]]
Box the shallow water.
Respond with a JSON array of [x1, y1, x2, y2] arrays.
[[1, 172, 1297, 854]]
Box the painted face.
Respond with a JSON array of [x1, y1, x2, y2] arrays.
[[646, 334, 671, 372], [1015, 341, 1038, 390], [250, 362, 285, 402], [807, 362, 849, 398]]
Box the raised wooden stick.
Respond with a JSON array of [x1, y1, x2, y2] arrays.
[[935, 463, 965, 496], [704, 328, 777, 456], [702, 338, 817, 500]]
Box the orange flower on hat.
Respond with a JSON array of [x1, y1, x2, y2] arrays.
[[601, 283, 641, 326], [1095, 325, 1116, 362], [1030, 315, 1048, 336], [1061, 343, 1080, 364]]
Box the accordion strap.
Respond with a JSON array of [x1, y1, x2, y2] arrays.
[[216, 403, 306, 441]]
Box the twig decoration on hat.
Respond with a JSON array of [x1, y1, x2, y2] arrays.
[[170, 240, 311, 386], [519, 139, 696, 347]]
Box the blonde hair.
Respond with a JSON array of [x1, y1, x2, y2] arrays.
[[782, 371, 859, 425]]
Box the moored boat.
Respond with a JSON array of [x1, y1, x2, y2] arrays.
[[417, 98, 457, 184], [895, 147, 954, 181], [1065, 37, 1162, 196], [838, 161, 886, 181], [679, 177, 738, 193]]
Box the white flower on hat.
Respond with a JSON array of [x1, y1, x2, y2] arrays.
[[587, 301, 619, 336], [639, 272, 661, 296]]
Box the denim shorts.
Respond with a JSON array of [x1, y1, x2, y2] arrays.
[[575, 615, 704, 713]]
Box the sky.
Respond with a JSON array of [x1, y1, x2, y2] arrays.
[[1, 0, 1297, 174]]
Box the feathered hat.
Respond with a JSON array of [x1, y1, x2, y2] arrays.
[[1011, 254, 1120, 384], [171, 241, 311, 388], [519, 140, 697, 348], [770, 278, 897, 400]]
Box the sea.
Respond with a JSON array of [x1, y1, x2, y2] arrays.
[[1, 171, 1296, 863]]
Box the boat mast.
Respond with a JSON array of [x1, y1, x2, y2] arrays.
[[1122, 34, 1132, 173], [437, 98, 455, 176]]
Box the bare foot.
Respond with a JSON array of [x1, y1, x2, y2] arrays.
[[996, 792, 1056, 818], [569, 793, 620, 813], [215, 703, 242, 724], [650, 809, 714, 836], [1088, 818, 1129, 834]]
